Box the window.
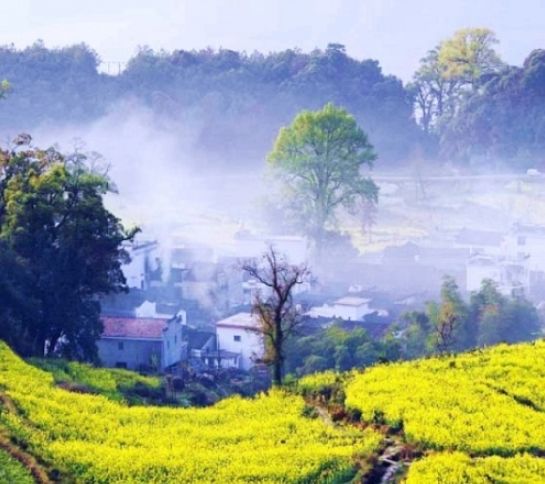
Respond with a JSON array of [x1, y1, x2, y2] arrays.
[[118, 342, 124, 351], [234, 335, 241, 342]]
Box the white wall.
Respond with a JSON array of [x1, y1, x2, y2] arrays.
[[123, 243, 158, 289], [216, 326, 263, 371], [505, 234, 545, 272], [162, 319, 186, 368], [307, 301, 373, 321]]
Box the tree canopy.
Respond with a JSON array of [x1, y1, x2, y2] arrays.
[[441, 49, 545, 166], [410, 28, 504, 136], [397, 278, 540, 358], [0, 42, 418, 165], [268, 103, 378, 248], [0, 136, 136, 360]]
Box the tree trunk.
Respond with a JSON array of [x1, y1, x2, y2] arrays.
[[273, 360, 283, 386], [273, 320, 284, 385]]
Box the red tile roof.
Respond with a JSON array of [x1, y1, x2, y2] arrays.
[[101, 317, 168, 340]]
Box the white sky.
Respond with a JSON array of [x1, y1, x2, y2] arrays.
[[1, 0, 544, 80]]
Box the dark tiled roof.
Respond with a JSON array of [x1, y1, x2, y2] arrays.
[[184, 327, 215, 349]]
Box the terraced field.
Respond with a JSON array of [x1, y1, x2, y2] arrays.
[[0, 342, 380, 483], [344, 340, 545, 481], [3, 339, 545, 482]]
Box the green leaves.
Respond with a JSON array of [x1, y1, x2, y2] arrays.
[[0, 79, 9, 99], [268, 103, 378, 245], [438, 28, 503, 84], [0, 138, 135, 360]]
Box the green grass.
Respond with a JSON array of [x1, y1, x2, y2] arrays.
[[29, 358, 163, 404], [0, 448, 34, 484]]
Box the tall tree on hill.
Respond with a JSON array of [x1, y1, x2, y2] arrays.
[[410, 28, 504, 134], [0, 136, 137, 360], [438, 28, 504, 89], [267, 103, 378, 252], [242, 247, 309, 385]]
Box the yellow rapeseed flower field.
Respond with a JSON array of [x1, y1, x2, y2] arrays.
[[0, 342, 380, 483]]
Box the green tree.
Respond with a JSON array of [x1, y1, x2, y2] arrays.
[[470, 279, 541, 346], [268, 103, 378, 250], [428, 277, 470, 353], [400, 311, 431, 358], [410, 28, 503, 134], [438, 28, 504, 88], [409, 48, 460, 133], [0, 136, 137, 360], [440, 49, 545, 165], [0, 80, 9, 99]]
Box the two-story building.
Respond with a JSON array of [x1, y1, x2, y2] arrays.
[[215, 312, 264, 371]]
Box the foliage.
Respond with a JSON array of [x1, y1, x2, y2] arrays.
[[0, 79, 9, 99], [397, 278, 540, 358], [0, 341, 381, 483], [406, 452, 545, 483], [0, 448, 34, 484], [410, 28, 504, 136], [268, 103, 378, 247], [0, 137, 136, 360], [438, 28, 503, 87], [285, 323, 400, 377], [29, 358, 162, 404], [297, 370, 345, 395], [441, 48, 545, 165], [345, 340, 545, 454], [0, 43, 418, 165], [427, 276, 471, 352]]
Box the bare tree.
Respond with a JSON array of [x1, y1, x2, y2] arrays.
[[242, 247, 310, 385]]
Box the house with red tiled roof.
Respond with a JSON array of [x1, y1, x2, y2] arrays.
[[97, 317, 169, 371]]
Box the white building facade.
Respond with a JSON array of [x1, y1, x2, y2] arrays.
[[307, 297, 374, 321], [215, 312, 264, 371]]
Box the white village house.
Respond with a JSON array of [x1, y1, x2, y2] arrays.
[[97, 317, 167, 370], [98, 309, 264, 372], [215, 312, 264, 371], [306, 296, 378, 321]]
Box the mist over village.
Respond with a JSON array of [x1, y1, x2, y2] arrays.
[[1, 1, 545, 483]]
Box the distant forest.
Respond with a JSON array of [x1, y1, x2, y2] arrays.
[[0, 38, 544, 169]]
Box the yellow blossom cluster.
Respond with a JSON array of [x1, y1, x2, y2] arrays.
[[0, 342, 380, 483], [345, 340, 545, 454]]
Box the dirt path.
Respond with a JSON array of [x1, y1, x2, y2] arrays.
[[0, 393, 55, 484], [306, 394, 420, 483]]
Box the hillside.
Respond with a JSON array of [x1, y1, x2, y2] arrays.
[[302, 340, 545, 482], [0, 43, 418, 167], [0, 342, 379, 483], [2, 341, 545, 482]]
